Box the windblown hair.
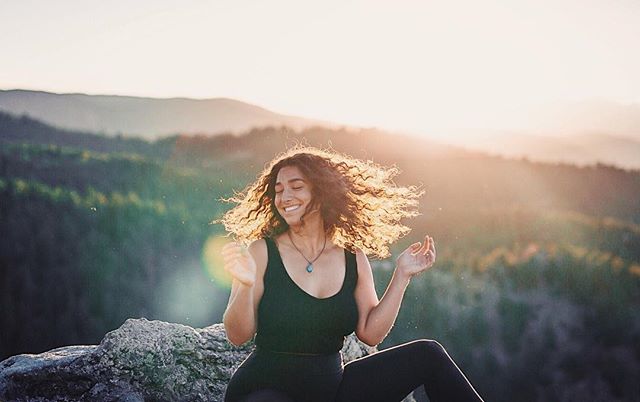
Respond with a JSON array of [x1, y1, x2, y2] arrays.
[[219, 146, 423, 258]]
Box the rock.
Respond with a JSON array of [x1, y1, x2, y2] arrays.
[[0, 318, 380, 401]]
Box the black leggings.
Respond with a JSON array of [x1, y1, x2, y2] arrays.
[[224, 339, 483, 402]]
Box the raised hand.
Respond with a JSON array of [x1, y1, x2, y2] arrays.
[[221, 241, 257, 287], [395, 235, 437, 280]]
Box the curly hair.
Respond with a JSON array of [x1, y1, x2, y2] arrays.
[[218, 146, 423, 258]]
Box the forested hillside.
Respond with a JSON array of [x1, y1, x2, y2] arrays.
[[1, 115, 639, 401]]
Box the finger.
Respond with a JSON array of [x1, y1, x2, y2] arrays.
[[238, 245, 251, 257], [223, 262, 239, 273], [228, 268, 253, 285], [221, 253, 241, 263], [221, 242, 241, 250], [409, 242, 421, 256], [426, 252, 436, 268], [226, 264, 241, 274], [222, 253, 236, 263], [221, 241, 240, 251], [221, 247, 242, 258], [222, 256, 244, 269], [419, 235, 430, 255], [224, 256, 238, 265], [226, 264, 248, 278], [221, 245, 243, 256], [429, 237, 436, 252]]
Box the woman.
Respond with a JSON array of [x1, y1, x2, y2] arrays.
[[220, 147, 483, 402]]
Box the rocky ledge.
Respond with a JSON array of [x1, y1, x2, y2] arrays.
[[0, 318, 383, 402]]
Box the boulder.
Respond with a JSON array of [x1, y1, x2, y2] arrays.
[[0, 318, 388, 402]]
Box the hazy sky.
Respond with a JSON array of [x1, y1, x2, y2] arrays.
[[1, 0, 639, 133]]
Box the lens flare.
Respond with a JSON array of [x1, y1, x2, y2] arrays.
[[202, 235, 233, 288]]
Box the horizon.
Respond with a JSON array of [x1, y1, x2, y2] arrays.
[[3, 87, 640, 143], [2, 0, 639, 137]]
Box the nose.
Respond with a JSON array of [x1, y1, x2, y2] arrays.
[[281, 187, 294, 202]]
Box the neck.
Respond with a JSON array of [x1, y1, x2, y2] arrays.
[[287, 215, 326, 254]]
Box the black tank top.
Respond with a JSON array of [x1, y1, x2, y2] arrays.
[[254, 237, 359, 355]]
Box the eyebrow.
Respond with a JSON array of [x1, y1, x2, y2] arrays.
[[275, 178, 306, 186]]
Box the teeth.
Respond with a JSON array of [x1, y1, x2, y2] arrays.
[[284, 205, 300, 212]]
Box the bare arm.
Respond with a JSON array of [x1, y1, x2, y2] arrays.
[[222, 239, 267, 346], [355, 236, 436, 346]]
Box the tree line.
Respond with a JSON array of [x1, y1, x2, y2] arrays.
[[1, 120, 639, 401]]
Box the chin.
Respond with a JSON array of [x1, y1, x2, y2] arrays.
[[284, 216, 304, 227]]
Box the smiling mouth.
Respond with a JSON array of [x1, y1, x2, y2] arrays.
[[284, 205, 301, 212]]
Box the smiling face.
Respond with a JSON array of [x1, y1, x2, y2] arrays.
[[274, 165, 315, 226]]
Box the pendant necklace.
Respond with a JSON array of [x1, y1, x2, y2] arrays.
[[287, 231, 326, 273]]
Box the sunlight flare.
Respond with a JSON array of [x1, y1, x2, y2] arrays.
[[202, 235, 233, 288]]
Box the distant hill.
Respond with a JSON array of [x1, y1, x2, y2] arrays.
[[0, 110, 170, 158], [0, 110, 466, 163], [443, 130, 640, 171], [528, 99, 640, 139], [0, 89, 329, 139], [2, 89, 639, 170]]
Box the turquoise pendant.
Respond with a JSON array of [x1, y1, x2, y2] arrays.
[[306, 263, 313, 273]]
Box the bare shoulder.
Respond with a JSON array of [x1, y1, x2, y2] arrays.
[[354, 247, 373, 274], [352, 247, 379, 314], [247, 238, 267, 253], [247, 239, 268, 273]]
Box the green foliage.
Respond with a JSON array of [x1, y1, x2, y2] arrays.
[[2, 124, 640, 401], [377, 242, 640, 401]]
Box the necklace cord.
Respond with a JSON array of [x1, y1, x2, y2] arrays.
[[287, 230, 326, 266]]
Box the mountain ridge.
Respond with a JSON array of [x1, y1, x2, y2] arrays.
[[0, 89, 332, 139], [2, 89, 639, 170]]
